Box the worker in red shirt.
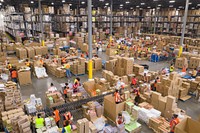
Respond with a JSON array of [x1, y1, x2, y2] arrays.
[[116, 113, 124, 127], [114, 90, 122, 104], [53, 107, 60, 127], [170, 114, 180, 133], [131, 76, 137, 87], [73, 82, 79, 93], [11, 68, 17, 83]]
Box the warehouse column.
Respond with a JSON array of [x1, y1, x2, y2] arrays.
[[88, 0, 93, 79], [39, 0, 44, 46], [109, 0, 113, 43], [179, 0, 189, 57]]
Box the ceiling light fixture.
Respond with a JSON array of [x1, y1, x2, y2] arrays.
[[105, 3, 109, 5], [130, 7, 133, 9], [69, 4, 72, 6], [81, 1, 85, 4], [141, 3, 145, 5], [198, 4, 200, 6], [31, 1, 34, 3], [169, 5, 173, 7], [157, 7, 160, 9], [153, 0, 159, 1], [189, 2, 192, 5], [191, 7, 195, 9], [120, 4, 123, 6], [136, 5, 139, 8], [62, 0, 65, 2], [0, 3, 2, 5], [169, 0, 175, 3], [139, 8, 143, 10], [178, 6, 183, 8], [51, 2, 54, 5], [126, 1, 130, 4], [158, 4, 161, 7], [120, 6, 123, 8]]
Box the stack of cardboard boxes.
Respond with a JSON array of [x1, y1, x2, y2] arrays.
[[148, 117, 170, 133], [0, 108, 28, 132], [189, 57, 200, 69], [16, 48, 27, 60], [46, 92, 65, 108], [25, 47, 35, 59], [71, 58, 86, 75], [106, 48, 117, 56], [77, 118, 89, 133], [17, 70, 32, 85], [92, 57, 102, 71], [133, 64, 144, 75], [175, 57, 188, 69], [179, 82, 190, 99]]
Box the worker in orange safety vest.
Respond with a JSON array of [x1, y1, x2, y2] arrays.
[[53, 107, 60, 127], [170, 114, 180, 133], [63, 111, 73, 124], [114, 90, 122, 104]]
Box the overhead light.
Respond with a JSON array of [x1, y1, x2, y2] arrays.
[[120, 6, 123, 9], [81, 1, 85, 4], [0, 3, 2, 5], [120, 4, 123, 6], [147, 6, 151, 8], [157, 7, 160, 9], [51, 2, 54, 5], [99, 0, 104, 1], [191, 7, 195, 9], [104, 6, 107, 8], [179, 6, 183, 8], [126, 1, 130, 4], [169, 0, 175, 3], [62, 0, 65, 3], [189, 2, 192, 5], [198, 4, 200, 6], [69, 4, 72, 6], [0, 0, 3, 2], [139, 8, 143, 10], [31, 1, 34, 3], [136, 5, 139, 8], [141, 3, 145, 5], [153, 0, 159, 1], [158, 4, 161, 7], [105, 3, 109, 6], [130, 7, 133, 9], [169, 5, 173, 7]]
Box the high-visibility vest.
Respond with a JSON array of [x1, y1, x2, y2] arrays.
[[64, 112, 72, 121], [62, 57, 66, 63], [182, 67, 186, 72], [40, 60, 44, 65], [63, 88, 68, 94], [8, 64, 12, 69], [64, 64, 70, 69], [53, 110, 60, 122], [170, 118, 180, 132], [11, 71, 17, 78], [25, 62, 30, 67], [35, 118, 44, 129], [115, 92, 121, 103], [170, 66, 174, 72], [64, 125, 71, 133]]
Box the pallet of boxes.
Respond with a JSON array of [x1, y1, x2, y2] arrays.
[[46, 92, 65, 108], [0, 108, 31, 133], [71, 57, 86, 76], [175, 57, 188, 69]]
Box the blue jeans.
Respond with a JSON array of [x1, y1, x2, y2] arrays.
[[66, 69, 71, 78], [12, 78, 17, 83]]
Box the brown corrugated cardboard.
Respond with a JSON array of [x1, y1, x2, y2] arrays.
[[104, 95, 125, 122]]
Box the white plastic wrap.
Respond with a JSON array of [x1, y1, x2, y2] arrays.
[[45, 118, 51, 128], [138, 108, 161, 123], [35, 67, 48, 78], [30, 94, 36, 105], [122, 111, 131, 124], [1, 74, 8, 81], [25, 104, 36, 113], [93, 118, 105, 131]]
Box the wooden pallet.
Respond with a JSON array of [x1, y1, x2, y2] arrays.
[[179, 95, 191, 101]]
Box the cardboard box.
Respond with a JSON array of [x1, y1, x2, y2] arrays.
[[104, 95, 125, 122], [18, 71, 32, 85], [175, 118, 200, 133]]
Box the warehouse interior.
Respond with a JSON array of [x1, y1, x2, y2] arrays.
[[0, 0, 200, 133]]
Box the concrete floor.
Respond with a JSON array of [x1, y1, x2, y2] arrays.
[[20, 51, 200, 133]]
